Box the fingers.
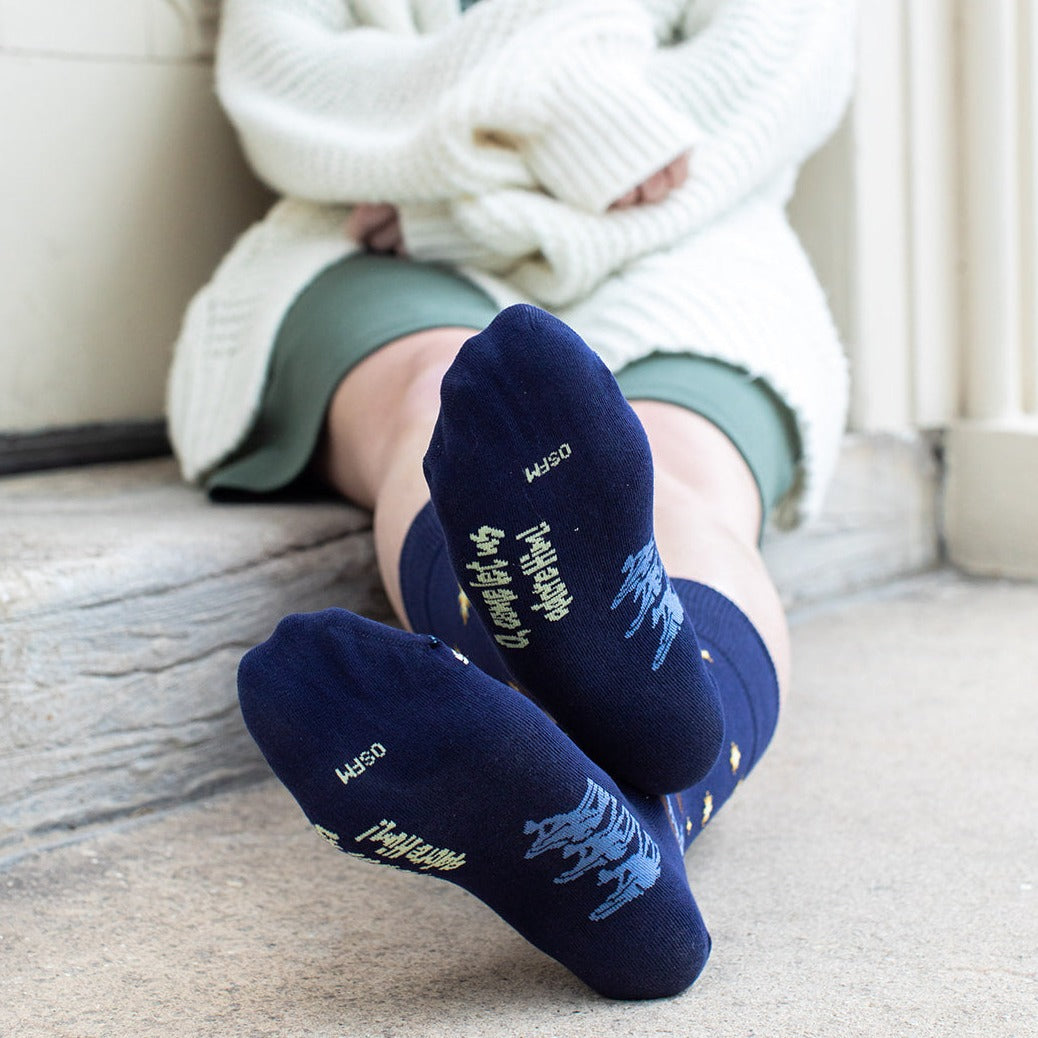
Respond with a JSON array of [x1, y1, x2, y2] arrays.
[[667, 152, 690, 190], [608, 151, 692, 210], [610, 186, 641, 210], [639, 167, 672, 204], [345, 203, 395, 241], [368, 218, 405, 255], [345, 203, 406, 255]]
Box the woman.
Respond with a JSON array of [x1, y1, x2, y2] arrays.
[[169, 0, 855, 1000]]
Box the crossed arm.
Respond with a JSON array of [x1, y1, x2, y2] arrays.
[[218, 0, 854, 260], [346, 152, 691, 254]]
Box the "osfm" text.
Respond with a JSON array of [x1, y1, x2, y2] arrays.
[[335, 742, 387, 786], [525, 443, 572, 483]]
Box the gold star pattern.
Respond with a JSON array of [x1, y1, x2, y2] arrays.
[[458, 587, 471, 624], [685, 818, 693, 835], [729, 741, 741, 774], [701, 792, 714, 827], [701, 649, 713, 663]]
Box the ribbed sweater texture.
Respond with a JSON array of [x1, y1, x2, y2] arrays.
[[167, 0, 856, 526]]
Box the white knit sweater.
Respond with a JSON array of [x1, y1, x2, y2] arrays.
[[167, 0, 856, 525]]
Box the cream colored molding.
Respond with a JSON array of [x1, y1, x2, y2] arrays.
[[808, 2, 1038, 574], [945, 421, 1038, 578], [841, 0, 962, 434], [905, 0, 960, 428], [945, 0, 1038, 577], [959, 0, 1024, 423], [0, 0, 219, 61], [1021, 0, 1038, 414], [844, 0, 914, 434]]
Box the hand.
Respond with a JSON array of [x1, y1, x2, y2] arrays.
[[345, 203, 406, 255], [609, 152, 690, 210]]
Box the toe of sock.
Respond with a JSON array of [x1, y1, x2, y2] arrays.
[[481, 302, 572, 346], [584, 920, 711, 1001]]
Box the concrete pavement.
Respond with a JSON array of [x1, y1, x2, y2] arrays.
[[2, 573, 1035, 1037]]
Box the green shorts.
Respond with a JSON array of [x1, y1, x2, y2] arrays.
[[209, 254, 800, 526]]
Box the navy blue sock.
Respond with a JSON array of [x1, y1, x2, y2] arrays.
[[398, 501, 515, 685], [237, 609, 711, 1001], [658, 580, 781, 850], [423, 304, 724, 794], [398, 525, 782, 833]]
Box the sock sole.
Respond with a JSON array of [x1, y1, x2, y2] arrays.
[[424, 305, 724, 793], [237, 608, 711, 1000]]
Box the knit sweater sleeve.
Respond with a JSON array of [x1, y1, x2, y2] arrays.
[[214, 0, 560, 203], [651, 0, 856, 205], [531, 0, 856, 218], [216, 0, 708, 211], [495, 1, 704, 214]]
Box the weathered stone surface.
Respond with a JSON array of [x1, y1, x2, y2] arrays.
[[0, 459, 392, 850], [764, 432, 941, 607]]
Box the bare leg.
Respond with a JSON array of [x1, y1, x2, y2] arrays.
[[631, 401, 791, 698], [315, 326, 476, 621], [317, 332, 789, 698]]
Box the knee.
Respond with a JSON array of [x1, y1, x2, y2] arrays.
[[633, 402, 763, 546], [652, 455, 763, 549], [393, 328, 475, 434]]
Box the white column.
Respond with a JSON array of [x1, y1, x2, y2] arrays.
[[845, 0, 913, 433], [1023, 0, 1038, 414], [959, 0, 1024, 422], [837, 0, 962, 434], [905, 0, 960, 427]]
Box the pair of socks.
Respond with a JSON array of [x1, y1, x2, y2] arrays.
[[238, 306, 780, 1001]]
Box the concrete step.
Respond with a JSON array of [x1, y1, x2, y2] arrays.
[[0, 458, 394, 856], [1, 433, 940, 854], [2, 573, 1034, 1037]]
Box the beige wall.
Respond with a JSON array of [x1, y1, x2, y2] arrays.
[[0, 0, 271, 433]]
